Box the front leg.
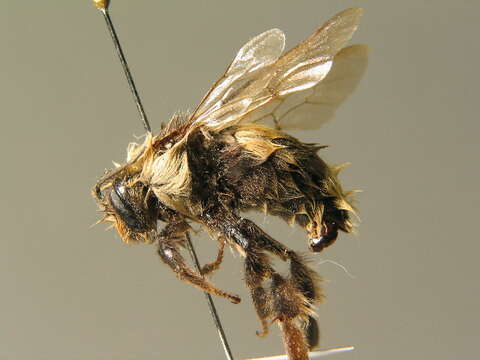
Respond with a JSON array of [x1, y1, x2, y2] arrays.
[[156, 222, 240, 304]]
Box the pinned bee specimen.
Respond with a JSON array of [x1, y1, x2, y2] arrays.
[[93, 4, 367, 360]]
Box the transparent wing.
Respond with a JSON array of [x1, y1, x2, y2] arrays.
[[242, 44, 368, 130], [191, 28, 286, 120], [191, 8, 363, 131]]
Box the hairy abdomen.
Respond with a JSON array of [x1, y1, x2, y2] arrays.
[[215, 124, 353, 248]]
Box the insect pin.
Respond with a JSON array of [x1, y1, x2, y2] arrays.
[[91, 2, 367, 360]]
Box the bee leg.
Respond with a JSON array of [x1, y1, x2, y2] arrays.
[[271, 273, 312, 360], [220, 217, 324, 306], [202, 212, 275, 334], [156, 223, 240, 304], [235, 219, 323, 347], [289, 253, 323, 350], [202, 212, 321, 354], [200, 238, 225, 276], [304, 315, 320, 350], [249, 226, 323, 351], [245, 250, 275, 337], [244, 249, 313, 360]]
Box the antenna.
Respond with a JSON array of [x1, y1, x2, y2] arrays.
[[92, 2, 234, 360]]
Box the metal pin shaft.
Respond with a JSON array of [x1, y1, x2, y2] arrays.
[[92, 2, 234, 359], [95, 1, 151, 133], [185, 233, 235, 360]]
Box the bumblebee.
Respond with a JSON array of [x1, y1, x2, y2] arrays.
[[93, 8, 367, 360]]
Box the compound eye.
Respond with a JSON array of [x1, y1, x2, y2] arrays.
[[109, 182, 152, 233]]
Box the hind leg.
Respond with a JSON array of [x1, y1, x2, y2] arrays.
[[202, 211, 323, 357], [244, 250, 275, 337], [203, 212, 323, 303]]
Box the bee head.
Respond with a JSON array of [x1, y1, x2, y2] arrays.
[[96, 177, 160, 243]]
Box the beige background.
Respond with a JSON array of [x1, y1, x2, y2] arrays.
[[1, 1, 479, 359]]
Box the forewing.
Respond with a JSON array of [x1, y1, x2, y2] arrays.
[[191, 28, 285, 119], [242, 44, 368, 130], [263, 7, 363, 99], [193, 7, 363, 131]]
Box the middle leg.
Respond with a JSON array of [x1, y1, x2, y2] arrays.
[[156, 222, 240, 304], [200, 237, 226, 276]]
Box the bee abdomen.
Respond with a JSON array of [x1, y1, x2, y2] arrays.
[[217, 124, 355, 250]]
